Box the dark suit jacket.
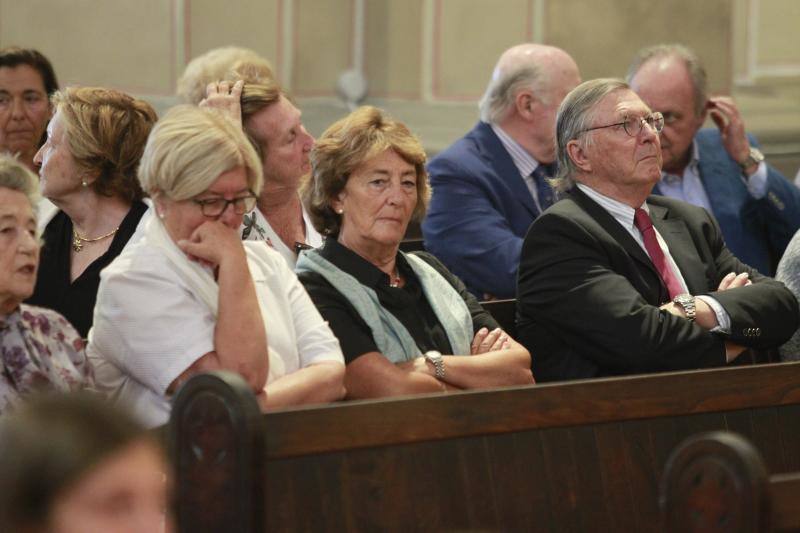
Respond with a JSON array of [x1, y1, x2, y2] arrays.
[[652, 128, 800, 275], [517, 187, 799, 382], [422, 121, 541, 298]]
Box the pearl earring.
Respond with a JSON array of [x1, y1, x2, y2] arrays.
[[81, 179, 89, 187], [336, 208, 344, 214]]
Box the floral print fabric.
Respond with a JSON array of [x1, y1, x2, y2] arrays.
[[0, 304, 93, 413]]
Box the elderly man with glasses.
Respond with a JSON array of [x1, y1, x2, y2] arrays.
[[516, 78, 799, 382]]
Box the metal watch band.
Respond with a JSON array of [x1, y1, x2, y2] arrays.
[[672, 294, 696, 322], [424, 351, 445, 380]]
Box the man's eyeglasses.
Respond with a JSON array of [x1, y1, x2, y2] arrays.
[[580, 111, 664, 137], [192, 191, 258, 218]]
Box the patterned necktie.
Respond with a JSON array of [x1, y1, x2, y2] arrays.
[[531, 163, 556, 212], [633, 208, 683, 299]]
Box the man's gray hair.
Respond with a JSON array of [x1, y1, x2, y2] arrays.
[[478, 65, 542, 124], [551, 78, 630, 193], [626, 43, 707, 117]]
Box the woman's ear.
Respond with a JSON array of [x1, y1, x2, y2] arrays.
[[152, 193, 168, 219], [331, 190, 347, 215], [566, 139, 592, 173]]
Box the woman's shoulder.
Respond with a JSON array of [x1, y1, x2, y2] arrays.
[[14, 304, 82, 341]]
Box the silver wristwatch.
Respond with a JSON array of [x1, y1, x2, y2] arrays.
[[424, 350, 445, 379], [739, 147, 765, 172], [672, 293, 696, 322]]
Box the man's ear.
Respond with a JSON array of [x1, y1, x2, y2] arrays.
[[515, 90, 535, 119], [566, 139, 592, 173]]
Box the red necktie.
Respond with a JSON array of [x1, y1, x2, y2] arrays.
[[633, 208, 683, 299]]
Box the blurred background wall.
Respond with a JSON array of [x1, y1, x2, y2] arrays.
[[1, 0, 798, 174]]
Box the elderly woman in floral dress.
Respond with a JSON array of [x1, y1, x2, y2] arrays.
[[0, 155, 91, 413]]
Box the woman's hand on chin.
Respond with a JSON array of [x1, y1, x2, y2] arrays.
[[177, 220, 245, 269]]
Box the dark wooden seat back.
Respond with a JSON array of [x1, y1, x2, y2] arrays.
[[171, 363, 800, 532], [661, 430, 800, 532], [660, 431, 771, 532], [398, 238, 425, 253], [481, 298, 517, 338], [168, 371, 264, 533]]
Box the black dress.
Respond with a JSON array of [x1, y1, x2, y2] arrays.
[[27, 201, 148, 338], [297, 239, 498, 363]]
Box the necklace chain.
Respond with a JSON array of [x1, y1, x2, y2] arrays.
[[72, 226, 119, 253], [389, 268, 401, 288]]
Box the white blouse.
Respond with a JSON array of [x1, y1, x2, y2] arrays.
[[87, 238, 343, 427]]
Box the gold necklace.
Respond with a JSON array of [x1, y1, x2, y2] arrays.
[[72, 226, 119, 252]]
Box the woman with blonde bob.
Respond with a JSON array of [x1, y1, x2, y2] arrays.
[[88, 106, 345, 427], [297, 106, 534, 399], [28, 87, 157, 337]]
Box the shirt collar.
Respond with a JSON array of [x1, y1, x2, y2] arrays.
[[489, 122, 541, 178], [661, 140, 700, 184], [318, 238, 407, 288], [575, 182, 649, 231]]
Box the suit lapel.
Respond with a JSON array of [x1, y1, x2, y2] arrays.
[[648, 202, 708, 294], [472, 122, 539, 217], [571, 188, 660, 278]]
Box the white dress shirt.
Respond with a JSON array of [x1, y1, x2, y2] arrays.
[[490, 123, 549, 213]]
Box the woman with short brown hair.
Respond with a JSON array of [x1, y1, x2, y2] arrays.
[[297, 106, 533, 399]]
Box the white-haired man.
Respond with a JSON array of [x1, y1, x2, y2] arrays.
[[422, 44, 580, 299], [517, 78, 798, 382]]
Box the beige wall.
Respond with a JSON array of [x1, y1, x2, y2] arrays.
[[547, 0, 733, 93], [1, 0, 797, 103]]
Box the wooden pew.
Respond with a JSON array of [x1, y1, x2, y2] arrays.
[[661, 430, 800, 532], [169, 362, 800, 533], [398, 237, 425, 253], [481, 297, 517, 338]]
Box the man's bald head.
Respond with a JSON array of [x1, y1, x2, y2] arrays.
[[479, 44, 580, 124]]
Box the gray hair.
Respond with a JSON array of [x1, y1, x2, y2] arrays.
[[626, 43, 707, 117], [0, 155, 40, 209], [551, 78, 630, 193], [478, 65, 542, 124], [176, 46, 274, 105], [138, 106, 263, 201]]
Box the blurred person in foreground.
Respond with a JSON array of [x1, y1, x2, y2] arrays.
[[0, 155, 91, 414], [0, 392, 172, 532], [89, 106, 344, 427], [297, 106, 533, 399]]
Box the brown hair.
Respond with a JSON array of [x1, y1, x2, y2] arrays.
[[303, 105, 430, 236], [225, 64, 283, 161], [53, 87, 157, 203], [0, 46, 59, 97]]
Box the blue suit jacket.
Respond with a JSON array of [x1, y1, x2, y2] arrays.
[[422, 122, 540, 298], [652, 128, 800, 274]]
